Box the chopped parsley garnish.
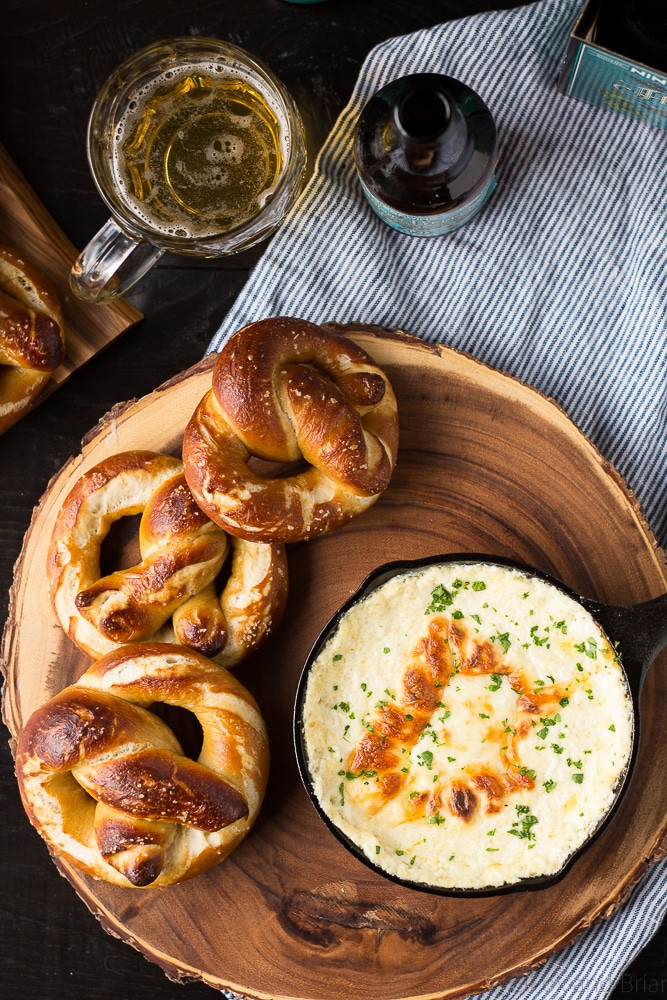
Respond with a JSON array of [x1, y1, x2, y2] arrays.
[[543, 779, 556, 793], [333, 653, 343, 661], [339, 768, 378, 781], [425, 584, 453, 614], [417, 750, 434, 770], [508, 804, 538, 840], [572, 773, 584, 784], [486, 674, 503, 692], [491, 630, 511, 654], [574, 637, 598, 659], [530, 625, 549, 646], [539, 713, 561, 728], [472, 581, 486, 591]]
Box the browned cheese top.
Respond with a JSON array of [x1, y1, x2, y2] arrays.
[[302, 562, 633, 890]]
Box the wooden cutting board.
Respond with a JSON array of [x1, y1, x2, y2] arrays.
[[2, 328, 666, 999], [0, 143, 142, 425]]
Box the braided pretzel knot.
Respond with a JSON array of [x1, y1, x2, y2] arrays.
[[48, 450, 288, 665], [0, 244, 65, 435], [16, 644, 269, 887], [182, 317, 399, 542]]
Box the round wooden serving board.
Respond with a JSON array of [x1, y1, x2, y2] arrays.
[[3, 328, 666, 999]]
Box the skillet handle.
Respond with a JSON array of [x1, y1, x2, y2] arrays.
[[580, 591, 667, 698]]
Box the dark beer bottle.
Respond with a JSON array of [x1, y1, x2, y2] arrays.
[[353, 73, 498, 237]]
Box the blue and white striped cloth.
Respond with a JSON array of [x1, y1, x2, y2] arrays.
[[210, 1, 666, 996]]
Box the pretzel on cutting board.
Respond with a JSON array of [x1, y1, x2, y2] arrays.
[[16, 643, 269, 887], [183, 317, 399, 543], [47, 450, 288, 666]]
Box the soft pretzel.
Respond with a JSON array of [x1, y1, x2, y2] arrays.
[[182, 317, 399, 542], [16, 643, 269, 887], [48, 450, 288, 665], [0, 244, 65, 435]]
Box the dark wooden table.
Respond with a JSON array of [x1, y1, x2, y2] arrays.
[[0, 1, 663, 997]]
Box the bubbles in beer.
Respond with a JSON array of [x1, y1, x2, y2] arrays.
[[111, 61, 290, 240]]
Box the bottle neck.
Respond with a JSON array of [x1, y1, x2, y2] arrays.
[[392, 85, 468, 173]]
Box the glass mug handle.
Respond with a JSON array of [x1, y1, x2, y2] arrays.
[[70, 218, 164, 303]]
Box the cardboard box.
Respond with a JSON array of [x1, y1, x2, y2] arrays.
[[559, 0, 667, 130]]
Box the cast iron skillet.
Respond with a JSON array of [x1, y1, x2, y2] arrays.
[[293, 553, 667, 897]]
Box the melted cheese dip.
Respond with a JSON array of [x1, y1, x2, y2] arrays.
[[301, 562, 633, 890]]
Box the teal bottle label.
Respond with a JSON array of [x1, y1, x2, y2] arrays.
[[565, 43, 667, 131], [359, 173, 497, 236]]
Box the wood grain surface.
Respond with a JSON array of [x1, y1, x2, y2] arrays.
[[0, 144, 142, 423], [3, 328, 665, 1000]]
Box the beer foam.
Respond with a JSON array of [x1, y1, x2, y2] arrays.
[[110, 59, 292, 241], [209, 135, 245, 165]]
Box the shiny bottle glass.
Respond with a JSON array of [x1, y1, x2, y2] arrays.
[[354, 73, 498, 237]]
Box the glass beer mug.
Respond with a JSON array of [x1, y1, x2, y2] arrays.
[[71, 38, 307, 303]]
